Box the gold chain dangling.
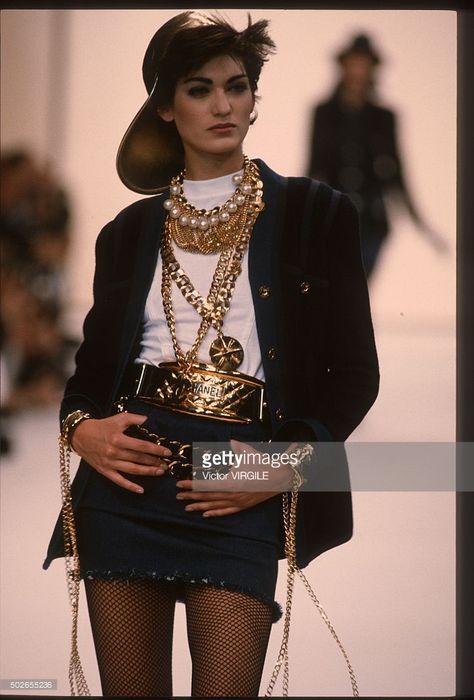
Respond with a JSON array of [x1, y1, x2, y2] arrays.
[[265, 484, 360, 698], [59, 435, 91, 696]]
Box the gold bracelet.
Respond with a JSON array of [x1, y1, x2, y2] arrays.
[[288, 443, 314, 489], [61, 410, 92, 451]]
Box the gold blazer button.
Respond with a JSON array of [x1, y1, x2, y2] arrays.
[[267, 348, 276, 360], [275, 408, 285, 421], [259, 285, 270, 298], [300, 281, 311, 294]]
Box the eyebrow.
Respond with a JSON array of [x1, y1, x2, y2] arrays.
[[182, 73, 248, 85]]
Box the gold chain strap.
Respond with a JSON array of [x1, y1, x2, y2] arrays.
[[265, 483, 360, 697], [58, 434, 91, 696]]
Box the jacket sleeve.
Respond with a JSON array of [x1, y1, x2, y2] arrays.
[[276, 193, 379, 443], [324, 193, 379, 438], [59, 220, 119, 424]]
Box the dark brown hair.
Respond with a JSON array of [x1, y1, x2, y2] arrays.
[[150, 12, 276, 109]]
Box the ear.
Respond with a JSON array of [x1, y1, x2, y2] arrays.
[[157, 105, 174, 123]]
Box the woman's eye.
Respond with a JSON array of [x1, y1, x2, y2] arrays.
[[188, 86, 209, 97], [229, 82, 249, 93]]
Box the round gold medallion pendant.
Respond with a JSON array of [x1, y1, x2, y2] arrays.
[[209, 336, 244, 371]]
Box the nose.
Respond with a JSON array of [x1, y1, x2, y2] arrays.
[[211, 88, 231, 116]]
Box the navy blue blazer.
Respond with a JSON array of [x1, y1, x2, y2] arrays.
[[43, 159, 379, 570]]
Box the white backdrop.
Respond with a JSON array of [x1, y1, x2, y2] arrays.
[[1, 8, 456, 697]]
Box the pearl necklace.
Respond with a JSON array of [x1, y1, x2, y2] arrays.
[[162, 156, 263, 254]]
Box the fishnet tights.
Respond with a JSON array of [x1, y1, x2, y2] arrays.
[[185, 582, 273, 697], [84, 578, 175, 697], [84, 577, 273, 697]]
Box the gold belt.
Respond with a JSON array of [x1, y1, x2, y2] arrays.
[[117, 362, 268, 424]]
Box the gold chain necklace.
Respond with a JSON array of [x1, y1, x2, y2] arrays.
[[161, 219, 252, 372], [161, 232, 243, 324], [161, 161, 264, 372], [163, 156, 263, 254]]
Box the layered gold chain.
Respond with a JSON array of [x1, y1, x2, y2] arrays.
[[163, 156, 263, 254], [161, 160, 264, 371]]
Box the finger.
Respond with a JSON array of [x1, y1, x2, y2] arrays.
[[176, 490, 228, 502], [97, 467, 146, 494], [230, 439, 260, 455], [116, 412, 151, 428], [183, 500, 234, 513], [108, 445, 170, 467], [103, 459, 168, 478], [202, 507, 240, 517], [176, 480, 193, 489], [118, 434, 172, 458], [176, 478, 236, 493]]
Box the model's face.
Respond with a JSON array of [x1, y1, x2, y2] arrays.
[[341, 54, 375, 89], [158, 54, 254, 164]]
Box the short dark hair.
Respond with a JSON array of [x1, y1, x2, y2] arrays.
[[152, 13, 276, 109]]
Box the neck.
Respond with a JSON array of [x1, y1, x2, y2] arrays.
[[340, 84, 369, 109], [183, 149, 245, 181]]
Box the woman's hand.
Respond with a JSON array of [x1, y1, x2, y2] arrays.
[[175, 439, 294, 517], [71, 413, 172, 494]]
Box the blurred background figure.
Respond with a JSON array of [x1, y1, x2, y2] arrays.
[[1, 150, 78, 454], [307, 33, 448, 280]]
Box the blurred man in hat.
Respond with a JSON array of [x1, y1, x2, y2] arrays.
[[307, 33, 447, 280]]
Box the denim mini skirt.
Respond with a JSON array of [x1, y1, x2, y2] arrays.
[[74, 399, 284, 622]]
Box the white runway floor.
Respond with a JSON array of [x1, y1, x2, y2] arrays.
[[1, 317, 456, 697]]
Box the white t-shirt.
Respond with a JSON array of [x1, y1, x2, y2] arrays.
[[137, 169, 265, 381]]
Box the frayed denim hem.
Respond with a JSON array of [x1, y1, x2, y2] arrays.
[[81, 567, 283, 623]]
